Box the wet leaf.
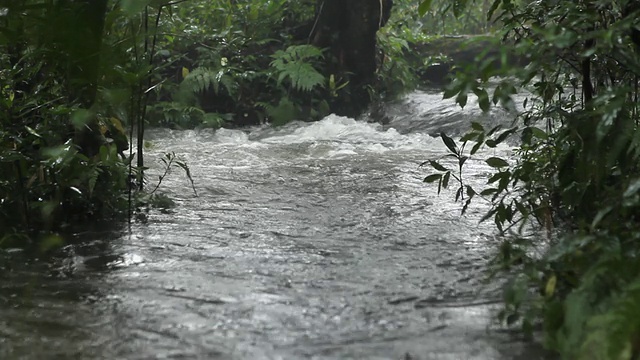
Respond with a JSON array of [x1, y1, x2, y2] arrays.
[[442, 171, 451, 188], [440, 133, 458, 155], [475, 88, 490, 112], [456, 92, 468, 108], [486, 157, 509, 168], [462, 197, 472, 215], [470, 133, 485, 155], [471, 121, 484, 132], [466, 185, 476, 197], [460, 131, 479, 142], [455, 186, 463, 201], [418, 0, 433, 16], [429, 160, 448, 172], [480, 188, 498, 196], [488, 172, 506, 184], [494, 127, 518, 145], [24, 125, 42, 138], [487, 125, 502, 137], [423, 174, 441, 183]]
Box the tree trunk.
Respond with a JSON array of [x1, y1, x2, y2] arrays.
[[54, 0, 109, 107], [52, 0, 109, 156], [311, 0, 393, 117]]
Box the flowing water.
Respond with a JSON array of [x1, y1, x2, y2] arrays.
[[0, 91, 549, 359]]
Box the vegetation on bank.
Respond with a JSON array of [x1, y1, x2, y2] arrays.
[[420, 0, 640, 358]]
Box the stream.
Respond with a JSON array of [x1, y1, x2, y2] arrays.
[[0, 90, 549, 359]]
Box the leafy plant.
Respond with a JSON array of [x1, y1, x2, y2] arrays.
[[149, 152, 197, 197], [269, 45, 326, 92], [180, 67, 239, 99]]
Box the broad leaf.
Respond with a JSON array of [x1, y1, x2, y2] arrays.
[[486, 157, 509, 168], [418, 0, 433, 16], [424, 174, 442, 183], [440, 133, 458, 154]]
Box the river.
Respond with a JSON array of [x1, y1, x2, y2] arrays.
[[0, 90, 549, 359]]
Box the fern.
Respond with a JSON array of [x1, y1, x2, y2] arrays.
[[270, 45, 325, 92], [181, 67, 238, 97]]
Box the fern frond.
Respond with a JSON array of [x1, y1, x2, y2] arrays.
[[182, 67, 216, 93], [215, 70, 238, 97], [270, 45, 325, 92], [181, 67, 239, 97]]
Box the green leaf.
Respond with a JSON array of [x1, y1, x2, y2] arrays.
[[441, 133, 458, 155], [24, 125, 42, 138], [418, 0, 433, 16], [424, 174, 441, 183], [474, 88, 490, 112], [486, 157, 509, 168], [466, 185, 476, 197], [456, 92, 468, 108], [470, 133, 485, 155], [460, 130, 480, 142], [488, 172, 507, 183], [487, 125, 502, 137], [480, 188, 498, 196], [529, 127, 548, 140], [429, 160, 448, 172], [487, 0, 501, 20], [494, 127, 517, 145], [442, 171, 451, 188], [471, 122, 484, 132]]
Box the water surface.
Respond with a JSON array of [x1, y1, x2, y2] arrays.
[[0, 91, 549, 359]]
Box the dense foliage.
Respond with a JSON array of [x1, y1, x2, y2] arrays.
[[0, 1, 131, 246], [420, 0, 640, 358]]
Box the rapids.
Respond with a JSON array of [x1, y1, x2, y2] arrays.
[[0, 91, 549, 359]]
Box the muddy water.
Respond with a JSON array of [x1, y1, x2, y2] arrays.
[[0, 91, 549, 359]]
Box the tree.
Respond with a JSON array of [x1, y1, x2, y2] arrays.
[[310, 0, 393, 116]]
